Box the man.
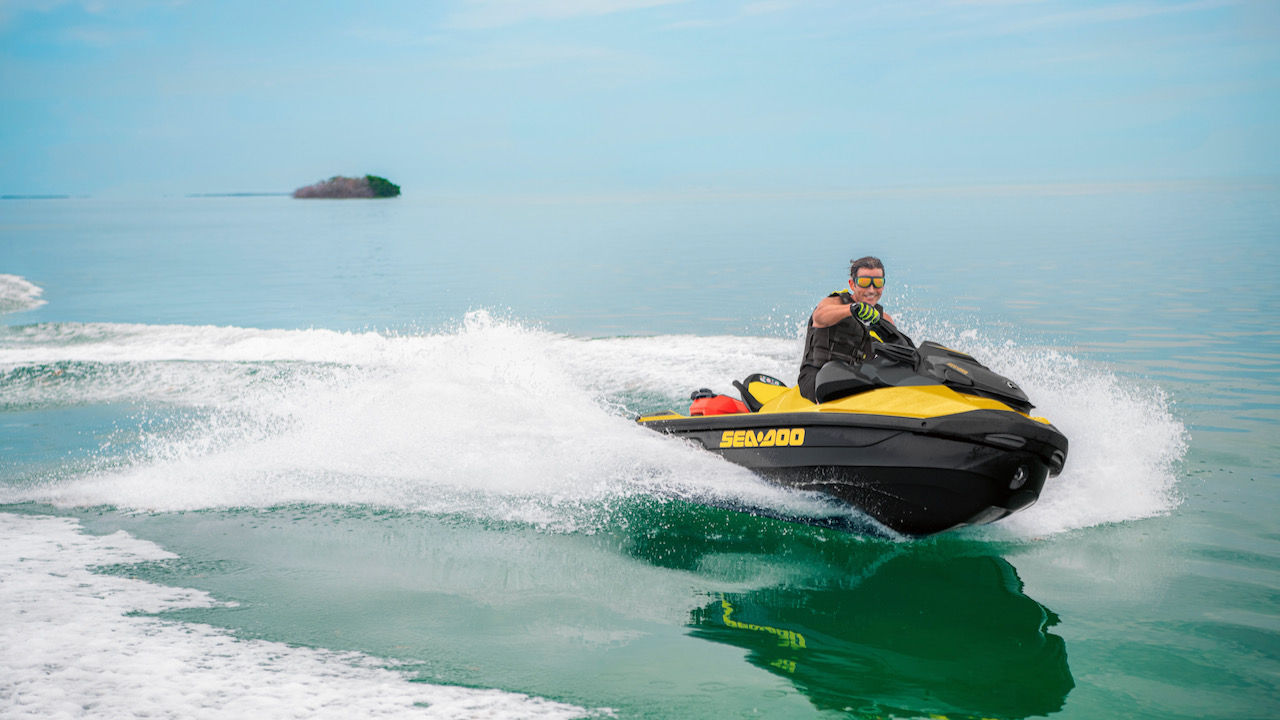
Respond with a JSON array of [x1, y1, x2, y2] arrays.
[[796, 256, 900, 402]]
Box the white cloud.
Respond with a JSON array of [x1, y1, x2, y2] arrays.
[[743, 0, 800, 15], [449, 41, 625, 71], [0, 0, 67, 28], [0, 0, 187, 29], [344, 25, 443, 48], [59, 23, 147, 46], [984, 0, 1244, 34], [448, 0, 689, 28]]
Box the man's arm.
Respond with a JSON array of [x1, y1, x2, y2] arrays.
[[811, 297, 889, 328], [810, 296, 852, 328]]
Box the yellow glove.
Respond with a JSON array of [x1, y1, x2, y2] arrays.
[[851, 302, 881, 325]]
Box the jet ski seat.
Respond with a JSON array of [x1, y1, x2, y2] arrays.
[[813, 361, 882, 403], [733, 373, 789, 412]]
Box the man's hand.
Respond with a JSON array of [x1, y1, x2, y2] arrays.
[[851, 302, 881, 325]]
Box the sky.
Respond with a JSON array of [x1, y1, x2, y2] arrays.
[[1, 0, 1277, 197]]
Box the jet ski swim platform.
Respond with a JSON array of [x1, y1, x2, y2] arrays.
[[636, 341, 1068, 536]]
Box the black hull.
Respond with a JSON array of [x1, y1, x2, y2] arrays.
[[641, 409, 1066, 536]]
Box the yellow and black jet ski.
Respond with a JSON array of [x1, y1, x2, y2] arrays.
[[637, 334, 1068, 536]]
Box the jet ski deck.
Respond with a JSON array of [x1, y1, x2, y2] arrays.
[[637, 342, 1068, 536]]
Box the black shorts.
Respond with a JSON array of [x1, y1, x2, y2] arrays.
[[797, 365, 819, 403]]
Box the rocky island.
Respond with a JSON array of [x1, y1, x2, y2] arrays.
[[293, 175, 400, 199]]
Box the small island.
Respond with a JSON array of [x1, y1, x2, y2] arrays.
[[293, 175, 400, 199]]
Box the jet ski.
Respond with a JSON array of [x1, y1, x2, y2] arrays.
[[636, 326, 1068, 536]]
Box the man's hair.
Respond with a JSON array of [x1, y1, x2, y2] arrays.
[[849, 256, 885, 277]]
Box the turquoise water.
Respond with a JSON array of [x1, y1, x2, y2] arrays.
[[1, 183, 1277, 718]]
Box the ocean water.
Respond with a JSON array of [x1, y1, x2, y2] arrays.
[[1, 183, 1276, 719]]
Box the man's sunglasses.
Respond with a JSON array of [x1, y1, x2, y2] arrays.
[[853, 276, 885, 288]]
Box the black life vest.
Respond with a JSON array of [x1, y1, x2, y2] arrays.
[[800, 291, 878, 369]]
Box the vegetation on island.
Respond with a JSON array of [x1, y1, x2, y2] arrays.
[[293, 175, 401, 199]]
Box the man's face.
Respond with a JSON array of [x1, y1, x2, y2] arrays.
[[849, 268, 885, 306]]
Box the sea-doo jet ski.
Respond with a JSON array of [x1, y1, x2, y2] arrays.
[[636, 328, 1068, 536]]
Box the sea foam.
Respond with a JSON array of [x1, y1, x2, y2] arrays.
[[1, 311, 1187, 538], [0, 274, 46, 314], [921, 328, 1188, 538], [0, 512, 599, 720]]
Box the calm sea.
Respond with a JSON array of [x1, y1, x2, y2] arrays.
[[2, 183, 1277, 719]]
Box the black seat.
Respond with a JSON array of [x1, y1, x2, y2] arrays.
[[813, 361, 882, 403]]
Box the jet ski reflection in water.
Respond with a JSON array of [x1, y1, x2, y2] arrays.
[[636, 261, 1068, 536], [688, 551, 1075, 719]]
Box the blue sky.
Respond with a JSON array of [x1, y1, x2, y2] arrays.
[[2, 0, 1277, 197]]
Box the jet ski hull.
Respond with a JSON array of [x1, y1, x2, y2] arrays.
[[638, 407, 1066, 536]]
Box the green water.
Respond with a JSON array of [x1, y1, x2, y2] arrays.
[[2, 184, 1277, 718], [63, 504, 1071, 719]]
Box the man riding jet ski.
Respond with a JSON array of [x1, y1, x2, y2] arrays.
[[636, 257, 1068, 536], [797, 255, 897, 403]]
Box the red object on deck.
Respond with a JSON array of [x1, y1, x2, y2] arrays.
[[689, 394, 750, 416]]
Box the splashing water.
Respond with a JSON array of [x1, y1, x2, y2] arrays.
[[0, 274, 47, 315], [898, 320, 1187, 537], [1, 309, 1186, 538]]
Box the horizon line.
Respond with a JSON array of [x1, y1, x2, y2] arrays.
[[5, 176, 1276, 202]]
